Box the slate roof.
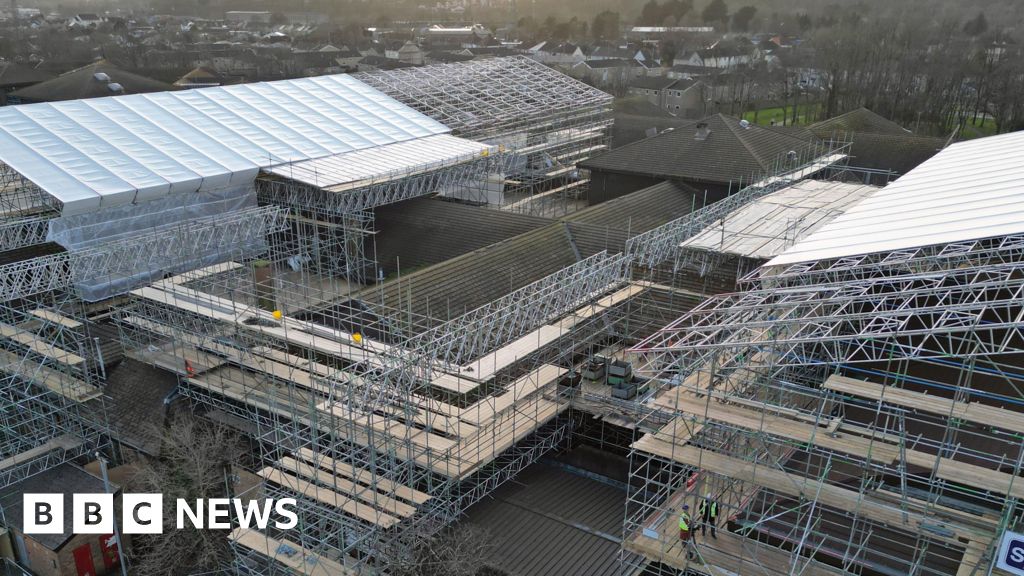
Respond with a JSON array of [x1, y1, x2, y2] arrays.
[[806, 109, 947, 175], [372, 197, 552, 276], [627, 75, 679, 91], [0, 463, 117, 550], [463, 463, 626, 576], [9, 60, 175, 103], [581, 113, 814, 185], [86, 357, 178, 455], [566, 180, 700, 235], [357, 181, 702, 322], [810, 107, 910, 136], [611, 98, 691, 147], [357, 224, 579, 322], [0, 62, 54, 89]]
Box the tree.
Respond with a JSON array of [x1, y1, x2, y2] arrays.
[[639, 0, 661, 25], [963, 12, 988, 36], [701, 0, 729, 27], [591, 11, 621, 41], [127, 414, 244, 576], [732, 5, 757, 32], [388, 526, 497, 576]]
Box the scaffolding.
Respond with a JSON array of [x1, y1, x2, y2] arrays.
[[623, 209, 1024, 573], [357, 57, 613, 217]]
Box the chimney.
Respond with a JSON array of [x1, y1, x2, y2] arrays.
[[695, 122, 711, 141]]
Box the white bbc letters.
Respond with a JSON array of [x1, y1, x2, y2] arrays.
[[23, 494, 63, 534], [123, 494, 163, 534], [73, 493, 114, 534]]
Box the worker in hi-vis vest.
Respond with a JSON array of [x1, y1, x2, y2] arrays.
[[699, 493, 718, 539], [679, 504, 695, 558]]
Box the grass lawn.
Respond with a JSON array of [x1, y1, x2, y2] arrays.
[[742, 103, 823, 126]]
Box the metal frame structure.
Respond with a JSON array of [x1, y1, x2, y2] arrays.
[[358, 57, 614, 217], [622, 194, 1024, 574]]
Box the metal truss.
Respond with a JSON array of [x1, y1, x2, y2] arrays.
[[0, 205, 287, 301], [0, 214, 53, 252], [356, 56, 612, 142], [627, 139, 852, 270], [257, 155, 501, 216], [413, 252, 630, 367], [633, 245, 1024, 374]]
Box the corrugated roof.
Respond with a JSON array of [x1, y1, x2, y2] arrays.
[[682, 180, 878, 260], [769, 131, 1024, 266], [0, 74, 449, 215], [267, 134, 492, 190], [464, 463, 625, 576]]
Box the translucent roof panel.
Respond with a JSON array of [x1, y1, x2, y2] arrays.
[[768, 131, 1024, 266], [0, 74, 450, 215], [266, 134, 493, 189]]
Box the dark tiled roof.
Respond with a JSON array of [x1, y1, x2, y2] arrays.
[[372, 198, 551, 276], [627, 75, 679, 91], [0, 62, 54, 89], [810, 107, 910, 136], [0, 463, 116, 550], [583, 58, 636, 69], [10, 60, 175, 103], [463, 463, 625, 576], [581, 113, 814, 185], [834, 131, 947, 176], [88, 358, 178, 455], [357, 224, 579, 322], [566, 180, 700, 235]]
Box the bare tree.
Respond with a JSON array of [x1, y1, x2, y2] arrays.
[[387, 525, 499, 576], [126, 413, 244, 576]]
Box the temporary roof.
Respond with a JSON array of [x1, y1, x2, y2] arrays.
[[266, 134, 493, 191], [768, 131, 1024, 266], [681, 180, 877, 260], [0, 74, 449, 215]]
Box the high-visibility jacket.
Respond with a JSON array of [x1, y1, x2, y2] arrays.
[[699, 499, 718, 519], [679, 512, 691, 531]]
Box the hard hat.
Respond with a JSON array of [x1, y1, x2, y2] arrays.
[[272, 310, 283, 320], [682, 504, 689, 510], [352, 332, 363, 344]]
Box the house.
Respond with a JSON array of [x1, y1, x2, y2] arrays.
[[665, 64, 718, 80], [527, 41, 587, 66], [67, 13, 103, 28], [332, 47, 364, 69], [8, 61, 175, 104], [397, 41, 424, 66], [679, 45, 753, 69], [580, 113, 814, 203], [571, 59, 648, 88], [626, 77, 708, 118], [0, 463, 127, 576], [357, 55, 415, 72]]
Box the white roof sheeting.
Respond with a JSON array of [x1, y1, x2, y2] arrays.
[[267, 134, 493, 190], [681, 180, 878, 260], [0, 74, 449, 215], [768, 132, 1024, 267]]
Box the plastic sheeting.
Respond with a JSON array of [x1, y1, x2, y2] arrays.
[[769, 131, 1024, 266], [0, 74, 450, 216], [265, 134, 494, 189]]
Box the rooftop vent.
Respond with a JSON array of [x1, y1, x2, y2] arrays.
[[107, 82, 124, 93], [739, 119, 751, 129], [695, 122, 711, 141], [93, 71, 110, 82]]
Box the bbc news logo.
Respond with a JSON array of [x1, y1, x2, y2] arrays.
[[997, 530, 1024, 576], [24, 494, 298, 535]]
